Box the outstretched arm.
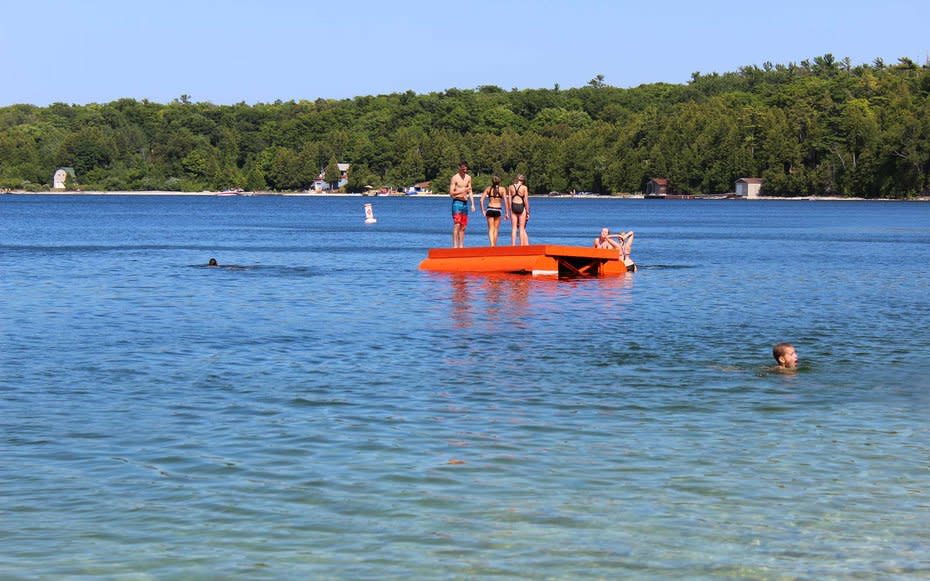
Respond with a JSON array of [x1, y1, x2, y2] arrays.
[[609, 231, 634, 255]]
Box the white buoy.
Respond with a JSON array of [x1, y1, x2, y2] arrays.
[[364, 203, 377, 224]]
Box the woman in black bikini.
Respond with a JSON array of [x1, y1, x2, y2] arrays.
[[480, 175, 507, 246], [508, 174, 529, 246]]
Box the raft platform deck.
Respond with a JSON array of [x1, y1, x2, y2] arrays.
[[419, 244, 628, 277]]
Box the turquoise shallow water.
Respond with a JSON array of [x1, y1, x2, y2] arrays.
[[1, 195, 929, 579]]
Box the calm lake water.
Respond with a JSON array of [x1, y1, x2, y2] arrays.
[[1, 195, 928, 579]]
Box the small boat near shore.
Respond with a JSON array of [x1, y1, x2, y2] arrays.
[[419, 244, 630, 277], [217, 188, 250, 196]]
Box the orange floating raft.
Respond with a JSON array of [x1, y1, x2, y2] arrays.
[[419, 244, 628, 277]]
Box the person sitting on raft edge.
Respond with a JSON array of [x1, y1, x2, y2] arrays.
[[594, 228, 636, 271]]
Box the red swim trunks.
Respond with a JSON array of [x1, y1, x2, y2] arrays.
[[452, 199, 468, 227]]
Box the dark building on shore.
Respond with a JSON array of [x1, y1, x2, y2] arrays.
[[645, 178, 668, 198]]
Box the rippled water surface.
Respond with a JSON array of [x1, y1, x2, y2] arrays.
[[2, 195, 929, 579]]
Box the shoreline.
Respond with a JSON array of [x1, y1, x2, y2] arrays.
[[2, 190, 928, 202]]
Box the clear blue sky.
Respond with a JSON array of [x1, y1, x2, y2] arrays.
[[4, 0, 929, 106]]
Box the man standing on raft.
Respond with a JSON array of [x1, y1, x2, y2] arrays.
[[449, 161, 475, 248]]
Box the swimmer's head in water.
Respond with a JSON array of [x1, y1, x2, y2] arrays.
[[772, 342, 798, 368], [208, 258, 218, 266]]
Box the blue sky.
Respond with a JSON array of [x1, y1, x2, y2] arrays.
[[3, 0, 929, 106]]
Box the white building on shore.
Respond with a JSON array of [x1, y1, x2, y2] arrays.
[[311, 163, 351, 192], [735, 178, 763, 198]]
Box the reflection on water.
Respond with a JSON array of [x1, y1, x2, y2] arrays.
[[449, 274, 472, 329], [434, 272, 634, 331]]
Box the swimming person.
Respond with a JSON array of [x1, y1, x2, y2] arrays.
[[208, 258, 219, 267], [508, 174, 529, 246], [594, 227, 621, 249], [772, 342, 798, 369], [594, 228, 637, 271], [449, 161, 475, 248], [480, 175, 507, 246], [616, 230, 635, 262]]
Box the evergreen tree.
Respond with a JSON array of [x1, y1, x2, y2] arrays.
[[324, 156, 341, 191]]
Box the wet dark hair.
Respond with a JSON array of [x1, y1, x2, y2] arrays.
[[772, 342, 794, 362], [208, 258, 218, 266], [490, 175, 502, 197]]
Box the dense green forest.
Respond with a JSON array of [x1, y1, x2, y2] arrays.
[[2, 54, 929, 197]]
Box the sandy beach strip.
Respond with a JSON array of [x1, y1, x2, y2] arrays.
[[3, 190, 927, 201]]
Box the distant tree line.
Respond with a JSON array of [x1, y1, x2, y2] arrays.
[[2, 54, 929, 198]]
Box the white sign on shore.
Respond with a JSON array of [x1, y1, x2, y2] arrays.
[[53, 169, 68, 190]]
